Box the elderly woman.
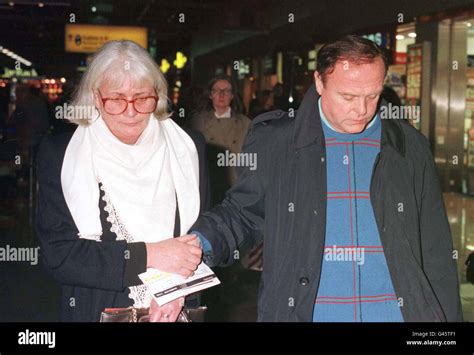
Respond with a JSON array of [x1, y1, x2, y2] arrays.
[[35, 40, 209, 322]]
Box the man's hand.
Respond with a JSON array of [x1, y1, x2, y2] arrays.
[[149, 297, 185, 322], [146, 235, 202, 278]]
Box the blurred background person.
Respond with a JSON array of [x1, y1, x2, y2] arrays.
[[8, 85, 52, 207], [248, 89, 274, 119], [9, 84, 51, 152], [190, 74, 251, 191], [272, 83, 289, 112]]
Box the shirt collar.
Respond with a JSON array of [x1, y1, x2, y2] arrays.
[[214, 107, 231, 119], [318, 97, 378, 132]]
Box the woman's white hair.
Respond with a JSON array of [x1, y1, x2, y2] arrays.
[[69, 40, 170, 125]]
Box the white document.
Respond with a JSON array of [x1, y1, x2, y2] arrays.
[[138, 262, 221, 306]]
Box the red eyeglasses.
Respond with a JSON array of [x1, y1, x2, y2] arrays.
[[97, 89, 159, 115]]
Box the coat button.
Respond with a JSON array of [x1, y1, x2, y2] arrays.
[[321, 157, 325, 162], [299, 277, 309, 286]]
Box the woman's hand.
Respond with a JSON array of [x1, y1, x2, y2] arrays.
[[149, 297, 185, 322], [146, 235, 202, 277]]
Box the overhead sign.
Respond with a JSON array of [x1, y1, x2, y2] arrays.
[[65, 24, 147, 53], [1, 67, 38, 78]]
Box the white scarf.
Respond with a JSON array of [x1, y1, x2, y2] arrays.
[[61, 115, 200, 243]]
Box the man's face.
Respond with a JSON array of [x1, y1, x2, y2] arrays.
[[315, 58, 385, 134]]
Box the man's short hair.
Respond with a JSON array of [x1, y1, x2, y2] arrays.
[[316, 35, 389, 83]]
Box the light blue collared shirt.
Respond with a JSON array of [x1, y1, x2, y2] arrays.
[[318, 97, 378, 132]]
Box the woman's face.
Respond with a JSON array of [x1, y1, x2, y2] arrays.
[[209, 79, 233, 111], [94, 76, 156, 145]]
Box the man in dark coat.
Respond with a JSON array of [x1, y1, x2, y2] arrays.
[[191, 35, 462, 322]]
